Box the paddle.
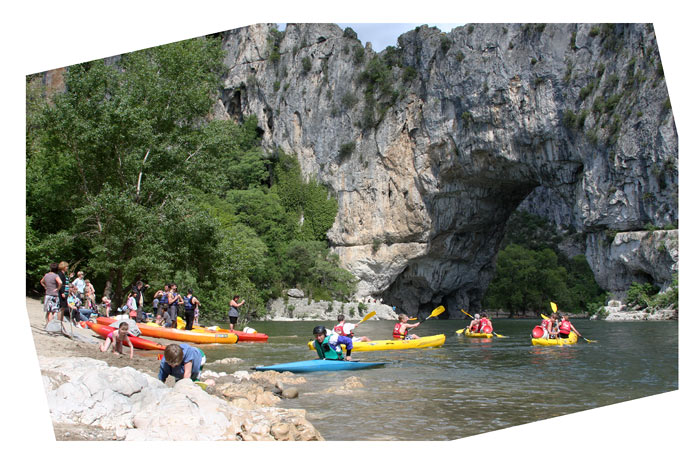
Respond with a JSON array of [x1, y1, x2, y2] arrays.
[[459, 309, 507, 338], [357, 310, 376, 325], [420, 305, 446, 323]]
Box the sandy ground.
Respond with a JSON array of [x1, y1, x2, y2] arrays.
[[25, 297, 170, 440]]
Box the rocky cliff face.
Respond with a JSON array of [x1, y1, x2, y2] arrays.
[[215, 23, 678, 317]]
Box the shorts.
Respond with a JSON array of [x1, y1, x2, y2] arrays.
[[44, 295, 59, 315], [228, 316, 238, 325]]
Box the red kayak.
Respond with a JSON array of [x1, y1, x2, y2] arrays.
[[86, 321, 165, 351]]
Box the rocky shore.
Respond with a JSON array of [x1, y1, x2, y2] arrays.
[[25, 297, 324, 441], [592, 300, 678, 321]]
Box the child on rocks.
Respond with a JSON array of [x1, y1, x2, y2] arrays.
[[158, 343, 204, 382], [100, 321, 134, 359]]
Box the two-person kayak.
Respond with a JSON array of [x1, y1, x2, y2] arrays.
[[306, 334, 446, 352]]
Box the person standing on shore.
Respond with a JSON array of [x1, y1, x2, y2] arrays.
[[57, 261, 71, 323], [133, 281, 148, 322], [84, 279, 96, 310], [228, 295, 245, 331], [71, 271, 86, 302], [182, 289, 200, 331], [167, 284, 183, 328], [40, 262, 62, 325], [154, 284, 170, 326]]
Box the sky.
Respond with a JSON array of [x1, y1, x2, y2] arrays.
[[287, 23, 462, 52]]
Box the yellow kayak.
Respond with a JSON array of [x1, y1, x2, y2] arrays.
[[308, 334, 446, 352], [532, 333, 578, 346], [456, 328, 493, 338]]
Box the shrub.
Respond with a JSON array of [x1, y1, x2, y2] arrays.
[[341, 92, 359, 109], [353, 46, 365, 65], [339, 142, 355, 159], [456, 51, 465, 62], [562, 110, 577, 129], [626, 282, 659, 308], [343, 27, 358, 41], [302, 56, 312, 73], [440, 35, 452, 53], [402, 66, 417, 83], [372, 238, 381, 253]]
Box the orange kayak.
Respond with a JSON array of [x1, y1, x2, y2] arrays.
[[86, 321, 165, 351], [97, 317, 238, 344]]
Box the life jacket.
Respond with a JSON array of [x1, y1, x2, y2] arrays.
[[159, 292, 169, 305], [333, 323, 346, 336], [479, 318, 489, 331], [168, 292, 180, 309], [393, 322, 405, 339], [313, 336, 343, 360], [559, 320, 571, 334], [183, 295, 194, 311]]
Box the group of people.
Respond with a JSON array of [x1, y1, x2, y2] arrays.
[[536, 313, 581, 339], [466, 313, 493, 334], [40, 262, 97, 327], [150, 283, 201, 330]]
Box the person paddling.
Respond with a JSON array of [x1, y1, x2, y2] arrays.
[[393, 313, 420, 340], [468, 313, 481, 333], [312, 325, 353, 361], [333, 314, 371, 342], [557, 314, 581, 339]]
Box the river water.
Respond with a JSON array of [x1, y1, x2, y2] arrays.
[[199, 318, 678, 441]]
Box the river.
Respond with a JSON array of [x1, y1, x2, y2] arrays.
[[199, 318, 678, 441]]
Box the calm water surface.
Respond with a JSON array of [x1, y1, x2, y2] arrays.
[[198, 318, 678, 441]]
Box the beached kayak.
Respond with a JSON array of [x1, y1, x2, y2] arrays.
[[172, 317, 269, 342], [254, 359, 387, 373], [532, 333, 579, 346], [97, 317, 238, 344], [307, 334, 445, 352], [456, 328, 493, 338], [85, 321, 165, 351]]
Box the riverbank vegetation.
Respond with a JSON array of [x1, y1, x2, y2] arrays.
[[483, 211, 606, 315], [26, 36, 356, 322]]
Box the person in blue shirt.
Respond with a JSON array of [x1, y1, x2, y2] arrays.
[[158, 343, 205, 382]]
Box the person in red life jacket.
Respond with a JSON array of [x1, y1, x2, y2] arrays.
[[333, 314, 371, 342], [557, 314, 581, 339], [538, 314, 555, 339], [478, 313, 493, 333], [393, 314, 420, 340], [468, 313, 481, 332]]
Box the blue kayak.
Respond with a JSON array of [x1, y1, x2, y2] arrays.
[[254, 359, 387, 373]]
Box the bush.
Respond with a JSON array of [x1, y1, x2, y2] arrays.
[[343, 27, 358, 41], [626, 282, 659, 308], [353, 46, 365, 65], [339, 142, 355, 159], [302, 56, 312, 73]]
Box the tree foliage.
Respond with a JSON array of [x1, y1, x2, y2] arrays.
[[26, 37, 354, 323]]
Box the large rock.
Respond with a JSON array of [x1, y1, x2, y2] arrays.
[[219, 23, 676, 316], [39, 357, 323, 441]]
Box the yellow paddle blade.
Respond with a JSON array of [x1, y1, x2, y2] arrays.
[[358, 310, 376, 324], [541, 313, 549, 320], [430, 306, 446, 318], [550, 302, 558, 313], [408, 317, 418, 320]]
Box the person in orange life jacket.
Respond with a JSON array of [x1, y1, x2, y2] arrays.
[[468, 313, 481, 332], [333, 314, 371, 342], [393, 313, 420, 340], [312, 326, 354, 360], [557, 314, 581, 339]]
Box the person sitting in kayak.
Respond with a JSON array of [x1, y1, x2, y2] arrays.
[[158, 343, 203, 382], [468, 313, 481, 332], [537, 315, 555, 339], [393, 314, 420, 340], [333, 314, 371, 342], [478, 313, 494, 334], [313, 326, 353, 361], [557, 314, 581, 339], [99, 321, 134, 359], [549, 313, 560, 338]]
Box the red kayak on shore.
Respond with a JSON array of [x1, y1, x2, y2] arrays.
[[86, 321, 165, 351]]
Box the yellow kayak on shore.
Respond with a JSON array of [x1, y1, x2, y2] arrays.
[[308, 334, 446, 352], [532, 333, 578, 346]]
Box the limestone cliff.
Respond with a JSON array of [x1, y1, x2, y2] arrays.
[[216, 23, 677, 317]]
